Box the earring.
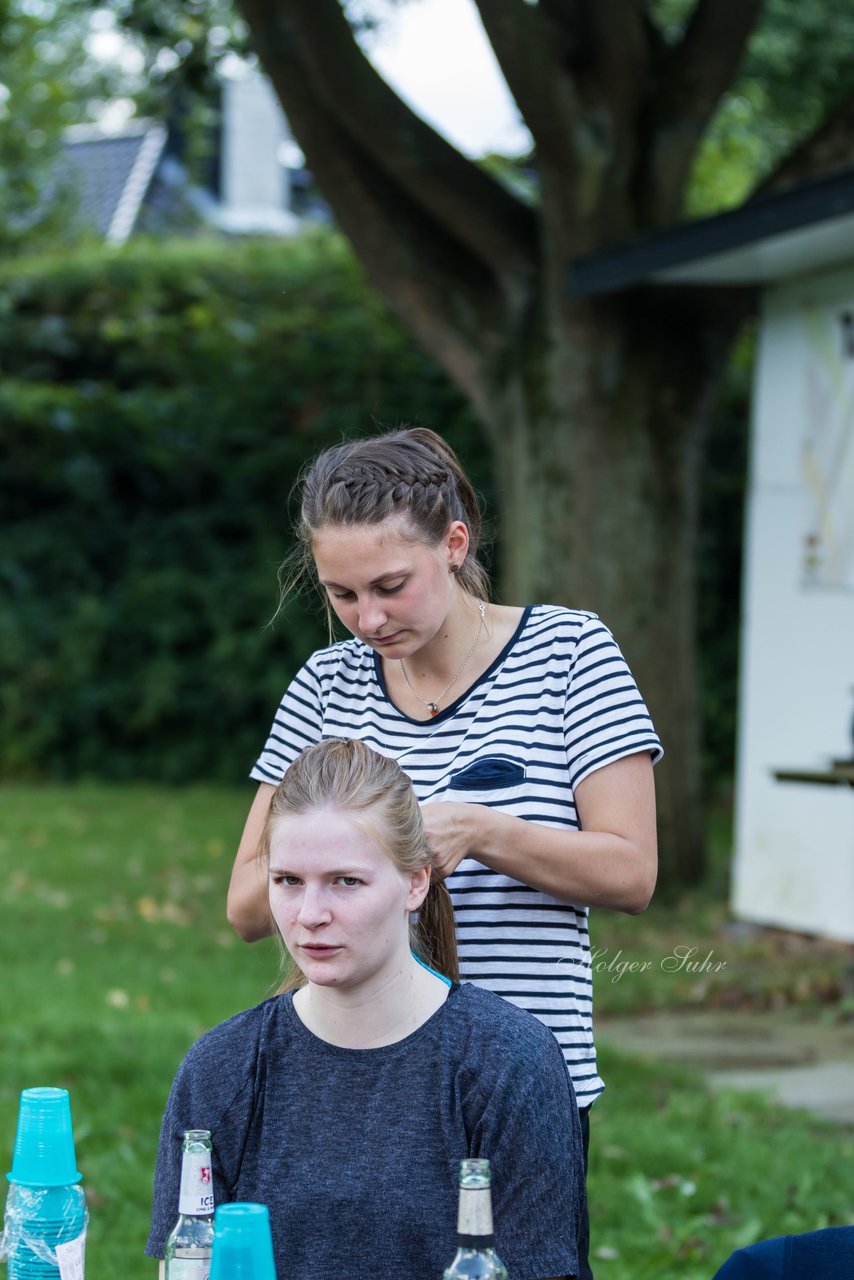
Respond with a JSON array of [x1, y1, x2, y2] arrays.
[[449, 563, 460, 575]]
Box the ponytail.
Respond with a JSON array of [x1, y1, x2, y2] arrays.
[[412, 877, 460, 983]]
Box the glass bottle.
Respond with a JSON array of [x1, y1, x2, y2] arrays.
[[164, 1130, 215, 1280], [442, 1158, 509, 1279]]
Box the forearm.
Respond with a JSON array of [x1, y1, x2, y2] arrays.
[[442, 753, 658, 914], [475, 807, 655, 914], [227, 782, 277, 941], [226, 857, 275, 941]]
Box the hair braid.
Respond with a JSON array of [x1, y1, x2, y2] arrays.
[[277, 426, 490, 622]]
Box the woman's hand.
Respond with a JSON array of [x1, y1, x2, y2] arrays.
[[421, 753, 657, 913], [420, 800, 484, 879]]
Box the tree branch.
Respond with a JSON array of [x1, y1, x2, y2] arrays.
[[473, 0, 581, 172], [236, 0, 509, 417], [756, 91, 854, 195], [237, 0, 536, 285], [646, 0, 765, 224], [476, 1, 651, 244]]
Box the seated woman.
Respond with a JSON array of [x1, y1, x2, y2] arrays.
[[147, 738, 583, 1280]]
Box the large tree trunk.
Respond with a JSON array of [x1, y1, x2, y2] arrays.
[[232, 0, 854, 889], [480, 289, 746, 887]]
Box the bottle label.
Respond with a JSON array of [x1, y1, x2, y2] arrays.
[[178, 1151, 215, 1216], [166, 1259, 211, 1280], [457, 1186, 494, 1236]]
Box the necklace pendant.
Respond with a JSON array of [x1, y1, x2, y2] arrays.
[[428, 703, 439, 717]]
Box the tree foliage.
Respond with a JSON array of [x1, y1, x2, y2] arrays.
[[0, 0, 119, 250], [677, 0, 854, 212]]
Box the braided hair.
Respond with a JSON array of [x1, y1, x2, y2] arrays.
[[281, 427, 490, 612]]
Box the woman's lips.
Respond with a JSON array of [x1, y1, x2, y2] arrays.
[[368, 630, 404, 646]]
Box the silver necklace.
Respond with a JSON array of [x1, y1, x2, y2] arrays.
[[399, 601, 487, 717]]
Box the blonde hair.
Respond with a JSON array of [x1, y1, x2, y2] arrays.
[[260, 738, 459, 990], [279, 426, 490, 630]]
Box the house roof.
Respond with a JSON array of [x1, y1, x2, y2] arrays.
[[568, 166, 854, 298], [60, 120, 168, 244]]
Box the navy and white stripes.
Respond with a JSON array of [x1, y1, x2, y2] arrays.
[[251, 605, 662, 1106]]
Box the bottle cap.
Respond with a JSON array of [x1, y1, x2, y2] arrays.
[[7, 1088, 82, 1188], [210, 1203, 276, 1280]]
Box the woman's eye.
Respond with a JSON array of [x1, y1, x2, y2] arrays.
[[337, 876, 362, 887], [331, 590, 356, 601], [271, 874, 300, 887], [379, 582, 405, 596]]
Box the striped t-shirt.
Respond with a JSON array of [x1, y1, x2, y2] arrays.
[[251, 604, 662, 1107]]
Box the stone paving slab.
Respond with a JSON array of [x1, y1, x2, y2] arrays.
[[708, 1062, 854, 1123], [596, 1010, 854, 1123]]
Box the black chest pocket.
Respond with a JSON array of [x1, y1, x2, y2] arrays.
[[448, 756, 526, 791]]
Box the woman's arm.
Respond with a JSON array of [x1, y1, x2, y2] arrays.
[[226, 782, 277, 941], [421, 751, 657, 914]]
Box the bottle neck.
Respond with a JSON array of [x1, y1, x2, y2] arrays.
[[178, 1148, 215, 1218], [456, 1184, 495, 1247]]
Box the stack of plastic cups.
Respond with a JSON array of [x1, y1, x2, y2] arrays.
[[209, 1204, 277, 1280], [2, 1088, 87, 1280]]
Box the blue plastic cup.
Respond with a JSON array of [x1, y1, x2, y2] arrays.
[[7, 1088, 82, 1189], [3, 1182, 87, 1280], [210, 1203, 277, 1280]]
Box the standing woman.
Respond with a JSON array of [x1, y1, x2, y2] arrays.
[[227, 426, 662, 1276]]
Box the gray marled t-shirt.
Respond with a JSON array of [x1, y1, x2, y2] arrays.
[[147, 983, 582, 1279]]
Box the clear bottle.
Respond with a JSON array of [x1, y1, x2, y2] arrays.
[[164, 1130, 215, 1280], [442, 1158, 509, 1279]]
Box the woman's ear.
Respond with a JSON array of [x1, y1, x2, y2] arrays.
[[445, 520, 470, 569], [407, 865, 431, 912]]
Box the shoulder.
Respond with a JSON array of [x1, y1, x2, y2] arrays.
[[510, 605, 617, 667], [525, 605, 638, 667], [447, 984, 568, 1062], [175, 996, 284, 1087], [527, 604, 605, 639], [442, 986, 578, 1119], [301, 637, 375, 680]]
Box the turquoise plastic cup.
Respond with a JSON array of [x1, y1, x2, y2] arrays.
[[7, 1088, 82, 1189], [210, 1203, 276, 1280], [3, 1182, 87, 1280]]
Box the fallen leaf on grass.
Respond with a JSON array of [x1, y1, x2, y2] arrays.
[[136, 896, 190, 925]]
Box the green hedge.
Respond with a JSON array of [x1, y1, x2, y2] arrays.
[[0, 232, 486, 781], [0, 230, 744, 788]]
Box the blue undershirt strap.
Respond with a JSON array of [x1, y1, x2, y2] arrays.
[[412, 952, 453, 987]]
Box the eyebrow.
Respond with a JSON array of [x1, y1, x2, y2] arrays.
[[317, 568, 408, 589], [268, 865, 372, 876]]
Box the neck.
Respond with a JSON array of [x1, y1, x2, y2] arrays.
[[405, 592, 487, 683], [293, 954, 449, 1049]]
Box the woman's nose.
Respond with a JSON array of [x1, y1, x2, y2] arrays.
[[297, 886, 330, 927], [358, 598, 387, 634]]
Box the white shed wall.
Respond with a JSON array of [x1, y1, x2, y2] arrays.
[[732, 269, 854, 941]]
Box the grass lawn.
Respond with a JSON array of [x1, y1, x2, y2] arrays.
[[1, 784, 852, 1280], [589, 802, 854, 1018]]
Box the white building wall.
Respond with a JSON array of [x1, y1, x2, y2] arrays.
[[732, 269, 854, 941], [220, 71, 300, 234]]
